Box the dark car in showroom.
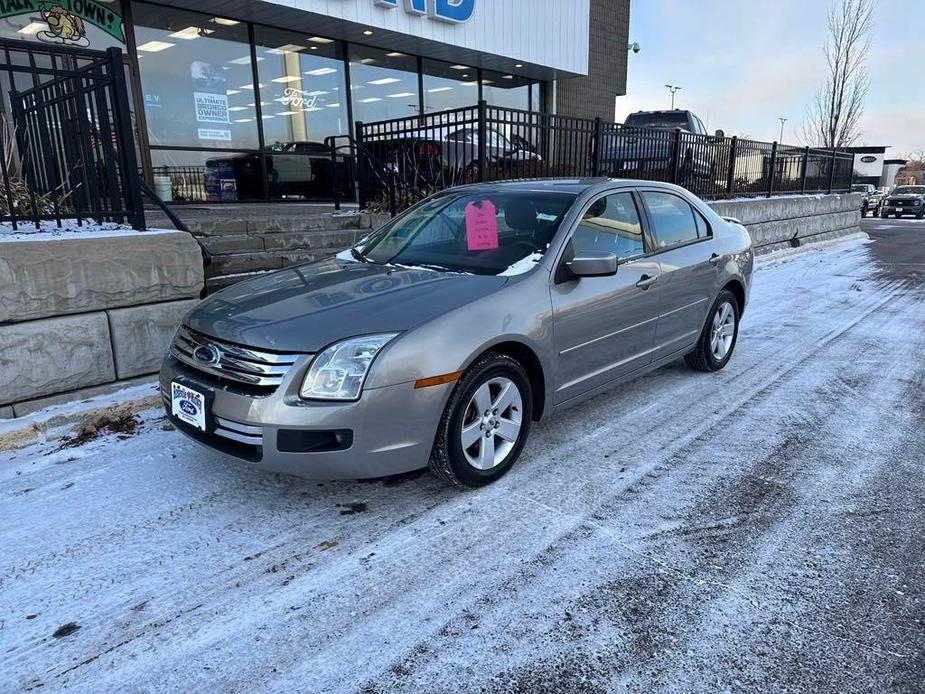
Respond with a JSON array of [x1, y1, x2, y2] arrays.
[[879, 185, 925, 218], [204, 141, 349, 201], [363, 125, 541, 188], [597, 109, 724, 182]]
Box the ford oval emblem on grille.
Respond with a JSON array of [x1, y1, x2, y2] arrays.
[[193, 343, 222, 366], [860, 155, 877, 163]]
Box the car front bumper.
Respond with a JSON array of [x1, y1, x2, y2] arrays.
[[159, 354, 452, 480], [880, 203, 923, 215]]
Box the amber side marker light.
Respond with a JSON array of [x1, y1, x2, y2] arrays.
[[414, 371, 462, 389]]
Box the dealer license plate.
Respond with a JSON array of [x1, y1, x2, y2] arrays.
[[171, 381, 208, 432]]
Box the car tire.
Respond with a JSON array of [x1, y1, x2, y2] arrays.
[[684, 290, 740, 372], [428, 352, 533, 487]]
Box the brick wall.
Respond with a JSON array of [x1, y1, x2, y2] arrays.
[[553, 0, 630, 121]]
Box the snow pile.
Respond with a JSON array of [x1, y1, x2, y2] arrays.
[[0, 218, 136, 241]]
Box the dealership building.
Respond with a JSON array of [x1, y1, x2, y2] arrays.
[[0, 0, 630, 203]]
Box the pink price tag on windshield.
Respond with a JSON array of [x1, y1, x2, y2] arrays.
[[465, 200, 499, 251]]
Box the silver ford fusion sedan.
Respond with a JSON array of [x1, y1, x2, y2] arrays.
[[161, 179, 753, 487]]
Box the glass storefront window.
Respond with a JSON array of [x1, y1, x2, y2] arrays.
[[133, 3, 258, 150], [254, 28, 350, 200], [481, 69, 532, 111], [255, 26, 348, 147], [422, 59, 479, 114], [349, 45, 419, 123]]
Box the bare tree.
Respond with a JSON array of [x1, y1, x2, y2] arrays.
[[802, 0, 873, 148]]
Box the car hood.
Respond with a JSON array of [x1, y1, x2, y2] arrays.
[[186, 257, 509, 353], [888, 194, 923, 200]]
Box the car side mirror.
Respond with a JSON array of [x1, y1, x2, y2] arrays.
[[714, 129, 725, 139], [566, 251, 618, 278]]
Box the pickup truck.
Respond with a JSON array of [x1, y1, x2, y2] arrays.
[[597, 109, 725, 182]]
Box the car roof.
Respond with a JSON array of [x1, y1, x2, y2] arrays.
[[448, 177, 684, 196], [627, 109, 692, 116]]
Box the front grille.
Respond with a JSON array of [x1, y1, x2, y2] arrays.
[[170, 325, 301, 390]]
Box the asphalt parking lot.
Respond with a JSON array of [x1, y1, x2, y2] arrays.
[[1, 227, 924, 693]]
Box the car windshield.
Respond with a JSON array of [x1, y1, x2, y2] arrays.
[[357, 190, 577, 275], [624, 113, 689, 129], [893, 186, 925, 195], [852, 184, 872, 193]]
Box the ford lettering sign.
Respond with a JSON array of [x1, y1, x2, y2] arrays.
[[373, 0, 475, 23]]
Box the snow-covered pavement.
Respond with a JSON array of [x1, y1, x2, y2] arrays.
[[2, 237, 924, 693]]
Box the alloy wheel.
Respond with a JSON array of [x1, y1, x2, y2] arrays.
[[460, 377, 523, 470], [710, 301, 735, 360]]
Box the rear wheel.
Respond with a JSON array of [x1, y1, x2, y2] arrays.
[[428, 353, 533, 487], [685, 290, 740, 372]]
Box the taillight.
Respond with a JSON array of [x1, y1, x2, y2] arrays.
[[418, 142, 441, 156]]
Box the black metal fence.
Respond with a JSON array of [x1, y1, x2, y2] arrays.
[[0, 43, 144, 230], [350, 101, 855, 212]]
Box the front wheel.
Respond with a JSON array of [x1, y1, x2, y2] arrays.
[[428, 352, 532, 487], [685, 290, 740, 372]]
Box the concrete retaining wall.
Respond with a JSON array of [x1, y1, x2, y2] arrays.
[[707, 193, 863, 253], [0, 230, 204, 418]]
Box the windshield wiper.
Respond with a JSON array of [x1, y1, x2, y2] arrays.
[[350, 246, 369, 263]]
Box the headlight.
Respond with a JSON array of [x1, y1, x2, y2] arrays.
[[300, 333, 398, 401]]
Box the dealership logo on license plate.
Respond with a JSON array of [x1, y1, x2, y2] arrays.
[[171, 382, 207, 431]]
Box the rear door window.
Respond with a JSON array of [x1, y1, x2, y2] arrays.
[[642, 191, 706, 249]]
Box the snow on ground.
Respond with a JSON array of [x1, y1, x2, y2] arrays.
[[0, 219, 139, 240], [2, 237, 924, 693]]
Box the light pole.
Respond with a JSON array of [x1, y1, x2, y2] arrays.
[[778, 117, 788, 143], [665, 84, 682, 109]]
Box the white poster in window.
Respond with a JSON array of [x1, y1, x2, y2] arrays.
[[194, 92, 230, 124]]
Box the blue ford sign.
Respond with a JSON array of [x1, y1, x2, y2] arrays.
[[373, 0, 475, 23]]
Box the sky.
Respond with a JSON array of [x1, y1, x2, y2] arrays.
[[617, 0, 924, 157]]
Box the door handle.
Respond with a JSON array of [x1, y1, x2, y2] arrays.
[[709, 253, 721, 265], [636, 274, 658, 289]]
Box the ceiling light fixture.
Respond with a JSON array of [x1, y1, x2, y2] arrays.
[[168, 26, 212, 40], [136, 40, 175, 52], [305, 67, 337, 76], [368, 77, 400, 85]]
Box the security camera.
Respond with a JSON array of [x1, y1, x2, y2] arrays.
[[628, 42, 641, 54]]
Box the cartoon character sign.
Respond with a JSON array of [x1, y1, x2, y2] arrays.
[[37, 4, 90, 47]]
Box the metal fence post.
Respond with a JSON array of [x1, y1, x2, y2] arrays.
[[725, 136, 737, 197], [477, 100, 487, 183], [108, 48, 145, 230], [800, 146, 809, 195], [670, 128, 682, 185], [387, 167, 397, 218], [355, 121, 367, 209], [327, 137, 340, 211], [827, 147, 837, 194], [591, 117, 603, 177], [767, 141, 778, 199]]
